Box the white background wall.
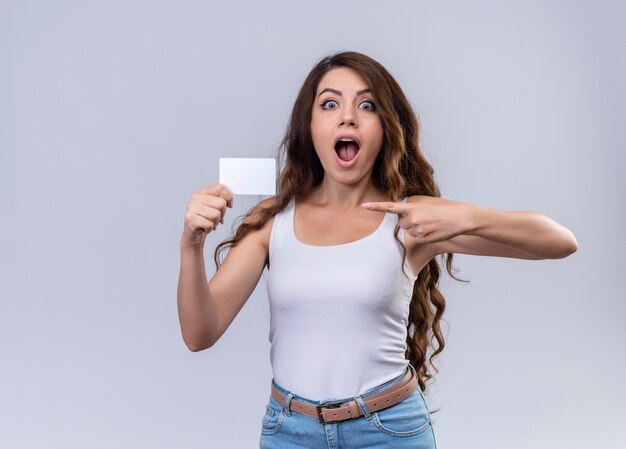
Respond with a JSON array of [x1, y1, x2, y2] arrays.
[[2, 1, 625, 448]]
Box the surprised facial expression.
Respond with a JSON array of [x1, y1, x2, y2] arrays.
[[310, 67, 384, 184]]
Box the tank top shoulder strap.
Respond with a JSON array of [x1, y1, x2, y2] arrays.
[[268, 197, 295, 261]]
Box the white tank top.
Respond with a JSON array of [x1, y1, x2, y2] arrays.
[[266, 196, 418, 401]]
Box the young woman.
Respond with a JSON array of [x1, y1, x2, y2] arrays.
[[177, 51, 578, 448]]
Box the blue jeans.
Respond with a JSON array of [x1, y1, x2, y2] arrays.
[[259, 364, 437, 448]]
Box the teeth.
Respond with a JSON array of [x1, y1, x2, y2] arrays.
[[339, 138, 355, 142]]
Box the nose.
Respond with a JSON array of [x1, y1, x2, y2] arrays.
[[339, 106, 358, 128]]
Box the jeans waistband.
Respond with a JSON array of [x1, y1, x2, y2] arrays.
[[271, 363, 417, 406]]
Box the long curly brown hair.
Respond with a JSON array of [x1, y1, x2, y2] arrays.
[[215, 51, 467, 395]]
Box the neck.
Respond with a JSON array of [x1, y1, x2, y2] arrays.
[[307, 174, 388, 208]]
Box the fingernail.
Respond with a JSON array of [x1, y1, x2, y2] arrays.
[[361, 203, 373, 209]]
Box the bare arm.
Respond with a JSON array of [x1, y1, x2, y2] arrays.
[[177, 196, 273, 351], [177, 243, 218, 351], [362, 196, 578, 260], [436, 206, 578, 259], [177, 224, 271, 351]]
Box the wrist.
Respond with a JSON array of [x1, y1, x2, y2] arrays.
[[463, 204, 490, 236], [180, 240, 204, 251], [180, 233, 207, 251]]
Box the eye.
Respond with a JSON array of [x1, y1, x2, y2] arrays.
[[359, 100, 376, 111], [321, 99, 338, 110]]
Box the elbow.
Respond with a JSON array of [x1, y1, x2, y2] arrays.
[[186, 341, 213, 352], [563, 230, 579, 257], [187, 345, 208, 352], [183, 335, 215, 352], [186, 343, 205, 352], [552, 233, 579, 259], [567, 239, 578, 256]]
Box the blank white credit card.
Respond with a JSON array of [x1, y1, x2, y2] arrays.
[[219, 158, 276, 195]]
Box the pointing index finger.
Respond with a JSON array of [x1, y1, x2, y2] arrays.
[[361, 201, 411, 214]]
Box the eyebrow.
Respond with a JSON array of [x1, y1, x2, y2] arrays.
[[317, 87, 372, 97]]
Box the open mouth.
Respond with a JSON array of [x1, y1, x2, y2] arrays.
[[334, 138, 360, 162]]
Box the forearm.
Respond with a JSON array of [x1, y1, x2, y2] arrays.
[[177, 242, 218, 351], [465, 206, 578, 259]]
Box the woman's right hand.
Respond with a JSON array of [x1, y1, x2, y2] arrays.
[[181, 183, 234, 248]]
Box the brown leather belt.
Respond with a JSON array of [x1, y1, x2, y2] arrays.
[[270, 366, 418, 424]]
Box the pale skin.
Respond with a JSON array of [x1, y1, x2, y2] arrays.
[[177, 67, 578, 351]]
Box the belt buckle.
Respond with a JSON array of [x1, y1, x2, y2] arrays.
[[315, 402, 343, 424]]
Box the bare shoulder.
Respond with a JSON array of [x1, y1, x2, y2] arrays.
[[403, 195, 441, 275]]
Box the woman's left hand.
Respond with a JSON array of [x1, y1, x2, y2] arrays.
[[361, 196, 473, 244]]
